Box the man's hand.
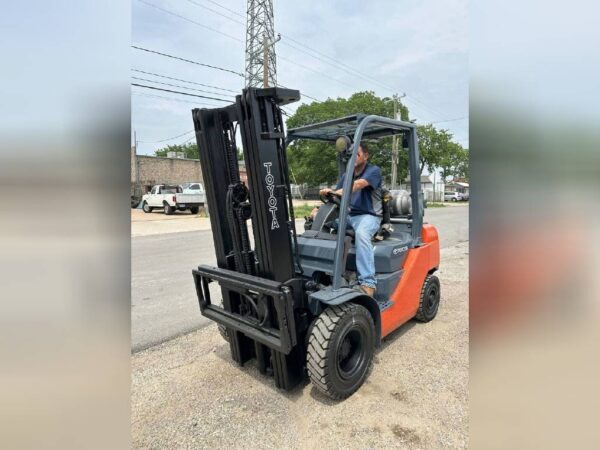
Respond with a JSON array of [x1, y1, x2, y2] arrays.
[[319, 188, 333, 196]]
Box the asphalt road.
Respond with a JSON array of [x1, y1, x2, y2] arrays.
[[131, 205, 468, 352]]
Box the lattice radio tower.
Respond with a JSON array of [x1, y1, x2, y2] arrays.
[[245, 0, 280, 88]]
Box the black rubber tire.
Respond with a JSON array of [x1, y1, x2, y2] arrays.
[[451, 197, 457, 202], [164, 202, 174, 215], [142, 201, 152, 213], [190, 206, 199, 215], [415, 274, 441, 322], [307, 303, 375, 400], [217, 324, 230, 343]]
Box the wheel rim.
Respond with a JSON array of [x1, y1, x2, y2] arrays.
[[425, 284, 439, 316], [336, 328, 367, 380], [143, 203, 149, 212]]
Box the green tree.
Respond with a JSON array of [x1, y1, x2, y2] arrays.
[[286, 91, 410, 186], [455, 147, 469, 180], [416, 124, 455, 175], [155, 142, 199, 159], [438, 143, 469, 182]]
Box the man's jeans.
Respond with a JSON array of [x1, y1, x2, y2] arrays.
[[347, 214, 382, 289]]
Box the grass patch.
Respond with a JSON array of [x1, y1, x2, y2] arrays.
[[292, 203, 319, 218], [426, 202, 446, 208]]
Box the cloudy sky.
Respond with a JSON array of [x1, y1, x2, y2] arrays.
[[132, 0, 468, 155]]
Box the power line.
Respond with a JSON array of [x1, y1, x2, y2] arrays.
[[132, 69, 239, 93], [281, 37, 449, 120], [132, 91, 225, 107], [135, 0, 461, 123], [136, 0, 244, 43], [138, 129, 194, 144], [131, 45, 243, 77], [131, 76, 236, 98], [131, 83, 232, 102], [202, 0, 245, 19], [180, 0, 351, 99], [132, 68, 320, 105], [185, 1, 453, 121], [185, 0, 372, 91], [278, 55, 358, 90], [135, 3, 325, 102], [139, 0, 355, 95], [181, 135, 197, 145], [142, 0, 410, 113], [432, 116, 468, 124], [184, 0, 245, 26]]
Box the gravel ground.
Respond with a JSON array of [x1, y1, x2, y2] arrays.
[[131, 241, 468, 449]]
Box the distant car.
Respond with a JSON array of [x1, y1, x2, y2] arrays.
[[142, 184, 205, 214], [444, 191, 462, 202]]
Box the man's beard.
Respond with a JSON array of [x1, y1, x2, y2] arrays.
[[354, 160, 366, 173]]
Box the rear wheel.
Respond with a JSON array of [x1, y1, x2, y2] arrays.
[[307, 303, 375, 400], [415, 274, 441, 322], [190, 206, 199, 214], [142, 201, 152, 213], [164, 203, 174, 215]]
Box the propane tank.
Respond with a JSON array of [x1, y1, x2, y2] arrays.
[[389, 190, 412, 216]]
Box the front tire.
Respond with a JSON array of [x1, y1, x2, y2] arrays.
[[164, 203, 174, 215], [142, 201, 152, 213], [307, 303, 375, 400], [190, 206, 199, 214], [415, 274, 441, 322]]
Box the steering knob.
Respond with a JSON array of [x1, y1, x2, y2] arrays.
[[320, 190, 342, 206]]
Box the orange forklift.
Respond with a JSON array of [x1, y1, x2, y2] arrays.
[[192, 87, 440, 399]]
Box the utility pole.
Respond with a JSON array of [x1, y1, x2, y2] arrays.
[[390, 93, 406, 190], [262, 32, 281, 87], [262, 33, 268, 87]]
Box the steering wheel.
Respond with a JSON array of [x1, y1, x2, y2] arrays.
[[319, 190, 342, 206]]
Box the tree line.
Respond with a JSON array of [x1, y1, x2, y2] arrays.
[[154, 91, 468, 186]]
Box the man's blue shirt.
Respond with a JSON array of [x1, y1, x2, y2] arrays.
[[336, 163, 383, 216]]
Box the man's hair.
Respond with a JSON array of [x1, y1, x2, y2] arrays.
[[359, 142, 369, 155]]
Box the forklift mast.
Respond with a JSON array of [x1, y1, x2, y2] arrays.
[[192, 87, 306, 389], [192, 88, 299, 281]]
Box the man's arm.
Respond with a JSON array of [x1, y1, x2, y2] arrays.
[[320, 175, 345, 196], [333, 178, 369, 196], [334, 166, 381, 196]]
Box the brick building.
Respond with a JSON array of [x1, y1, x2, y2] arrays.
[[131, 147, 247, 194], [131, 146, 203, 194]]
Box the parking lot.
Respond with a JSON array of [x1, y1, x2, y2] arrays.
[[131, 205, 468, 448]]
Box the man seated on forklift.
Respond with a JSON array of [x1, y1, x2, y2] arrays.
[[319, 142, 382, 298]]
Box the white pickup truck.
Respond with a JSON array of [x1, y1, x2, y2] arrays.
[[141, 183, 205, 215]]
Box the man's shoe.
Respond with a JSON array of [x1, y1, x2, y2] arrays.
[[353, 284, 375, 297]]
